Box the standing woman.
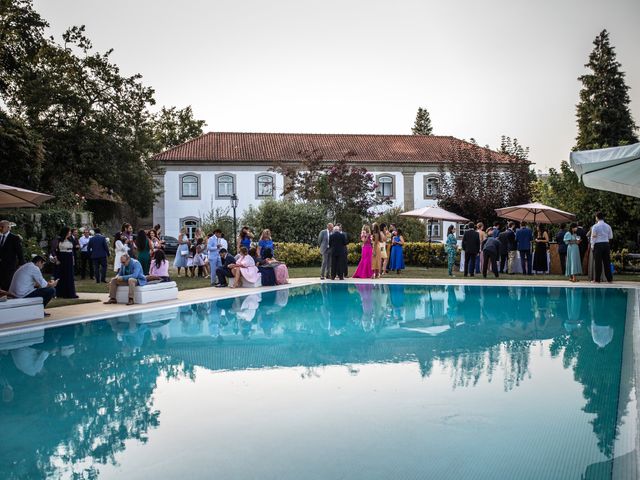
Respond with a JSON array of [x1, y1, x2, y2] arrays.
[[389, 229, 406, 274], [194, 227, 204, 245], [445, 224, 458, 277], [113, 232, 129, 272], [257, 229, 274, 258], [51, 226, 78, 299], [353, 225, 374, 279], [564, 223, 582, 282], [532, 225, 549, 274], [136, 230, 152, 275], [371, 223, 382, 279], [382, 224, 393, 274], [148, 229, 161, 253], [174, 228, 190, 277], [237, 226, 254, 252]]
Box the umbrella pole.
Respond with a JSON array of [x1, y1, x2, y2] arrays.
[[426, 219, 433, 269]]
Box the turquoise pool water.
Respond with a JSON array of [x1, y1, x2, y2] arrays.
[[0, 284, 636, 479]]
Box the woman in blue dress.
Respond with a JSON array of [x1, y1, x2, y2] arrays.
[[173, 228, 190, 277], [257, 229, 274, 258], [389, 229, 405, 274], [564, 222, 582, 282], [237, 226, 254, 252], [445, 225, 458, 277]]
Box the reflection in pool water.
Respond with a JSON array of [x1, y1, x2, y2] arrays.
[[0, 284, 634, 479]]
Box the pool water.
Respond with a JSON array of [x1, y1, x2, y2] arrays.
[[0, 284, 636, 479]]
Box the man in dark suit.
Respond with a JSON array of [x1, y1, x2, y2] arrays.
[[461, 221, 480, 277], [515, 221, 533, 275], [88, 227, 110, 283], [329, 226, 347, 280], [338, 224, 349, 277], [482, 228, 501, 278], [215, 248, 237, 287], [0, 220, 25, 291], [555, 223, 568, 275], [497, 226, 510, 273]]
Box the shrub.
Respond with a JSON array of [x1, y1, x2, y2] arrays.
[[268, 241, 452, 268], [0, 208, 75, 241], [200, 207, 234, 239], [403, 242, 448, 267], [273, 242, 322, 267], [242, 199, 328, 245], [372, 207, 427, 242]]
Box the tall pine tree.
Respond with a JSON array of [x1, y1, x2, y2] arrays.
[[536, 29, 640, 249], [575, 29, 638, 149], [411, 107, 433, 135]]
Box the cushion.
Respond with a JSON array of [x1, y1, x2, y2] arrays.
[[115, 281, 178, 304], [0, 297, 45, 325]]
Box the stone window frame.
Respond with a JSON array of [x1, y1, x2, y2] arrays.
[[376, 173, 396, 200], [423, 175, 440, 199], [215, 172, 236, 199], [426, 219, 442, 240], [255, 172, 276, 199], [179, 216, 200, 240], [457, 222, 467, 239], [179, 172, 201, 200]]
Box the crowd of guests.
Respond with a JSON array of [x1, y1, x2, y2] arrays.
[[318, 222, 406, 281], [0, 220, 290, 311], [458, 211, 614, 282]]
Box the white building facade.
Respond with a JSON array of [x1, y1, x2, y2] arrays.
[[152, 133, 513, 241]]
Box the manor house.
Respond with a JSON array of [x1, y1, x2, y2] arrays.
[[151, 132, 515, 241]]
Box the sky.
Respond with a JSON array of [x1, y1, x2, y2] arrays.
[[34, 0, 640, 171]]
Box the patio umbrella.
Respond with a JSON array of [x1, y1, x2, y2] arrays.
[[570, 143, 640, 198], [495, 202, 575, 225], [0, 183, 54, 208], [400, 206, 469, 267]]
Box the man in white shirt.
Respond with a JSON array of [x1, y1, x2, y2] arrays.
[[590, 211, 614, 283], [78, 228, 94, 280], [8, 256, 58, 314]]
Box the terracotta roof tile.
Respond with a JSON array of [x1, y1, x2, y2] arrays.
[[152, 132, 518, 164]]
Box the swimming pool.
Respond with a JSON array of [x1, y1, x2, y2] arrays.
[[0, 283, 637, 479]]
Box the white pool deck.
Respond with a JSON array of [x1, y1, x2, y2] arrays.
[[1, 276, 637, 335]]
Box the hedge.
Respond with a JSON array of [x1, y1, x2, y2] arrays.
[[273, 241, 457, 268]]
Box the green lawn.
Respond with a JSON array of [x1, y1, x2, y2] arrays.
[[72, 264, 639, 294]]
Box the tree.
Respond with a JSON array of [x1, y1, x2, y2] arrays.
[[411, 107, 433, 135], [0, 0, 47, 96], [274, 149, 390, 234], [575, 30, 637, 150], [437, 140, 530, 223], [498, 135, 535, 206], [151, 106, 206, 151], [535, 30, 640, 249], [241, 199, 328, 244], [0, 108, 44, 189], [0, 1, 207, 218]]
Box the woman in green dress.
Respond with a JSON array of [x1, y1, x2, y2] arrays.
[[136, 229, 152, 275], [445, 225, 458, 277], [564, 223, 582, 282]]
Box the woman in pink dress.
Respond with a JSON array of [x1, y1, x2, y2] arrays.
[[230, 246, 259, 288], [353, 225, 374, 279]]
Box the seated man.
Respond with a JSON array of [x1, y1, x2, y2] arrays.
[[104, 254, 147, 305], [8, 255, 58, 316], [215, 248, 236, 287]]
